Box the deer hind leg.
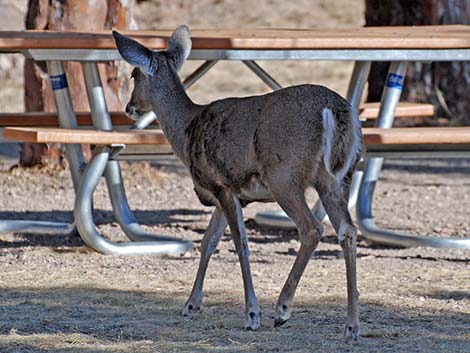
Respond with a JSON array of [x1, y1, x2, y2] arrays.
[[183, 208, 227, 316], [262, 167, 323, 328], [315, 170, 360, 342], [218, 190, 260, 331]]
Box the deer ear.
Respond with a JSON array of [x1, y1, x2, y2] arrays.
[[113, 31, 157, 75], [167, 25, 192, 71]]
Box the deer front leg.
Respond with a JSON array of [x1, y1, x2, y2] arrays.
[[219, 191, 260, 331], [183, 208, 227, 316]]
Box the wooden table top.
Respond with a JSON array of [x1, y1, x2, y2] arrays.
[[0, 25, 469, 50]]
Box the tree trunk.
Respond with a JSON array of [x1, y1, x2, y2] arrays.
[[365, 0, 470, 125], [21, 0, 130, 167]]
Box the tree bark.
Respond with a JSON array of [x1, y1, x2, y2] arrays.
[[365, 0, 470, 125], [21, 0, 130, 167]]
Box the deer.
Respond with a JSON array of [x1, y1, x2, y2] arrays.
[[113, 25, 362, 342]]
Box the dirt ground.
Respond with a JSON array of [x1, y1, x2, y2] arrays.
[[0, 1, 469, 352], [0, 156, 469, 353]]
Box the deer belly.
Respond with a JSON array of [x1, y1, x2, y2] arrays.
[[238, 176, 274, 202]]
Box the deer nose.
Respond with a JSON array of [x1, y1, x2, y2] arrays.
[[125, 103, 135, 115]]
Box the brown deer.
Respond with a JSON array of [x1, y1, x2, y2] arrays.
[[114, 26, 362, 341]]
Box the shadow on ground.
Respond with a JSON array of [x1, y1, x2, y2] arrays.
[[0, 208, 210, 249], [382, 158, 470, 175], [1, 209, 304, 250], [0, 208, 209, 227], [0, 285, 468, 353]]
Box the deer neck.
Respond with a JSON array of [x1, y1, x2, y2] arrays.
[[151, 65, 196, 162]]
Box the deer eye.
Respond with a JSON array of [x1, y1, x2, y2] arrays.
[[130, 69, 138, 79]]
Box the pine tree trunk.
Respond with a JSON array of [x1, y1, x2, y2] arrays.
[[21, 0, 130, 167], [365, 0, 470, 125]]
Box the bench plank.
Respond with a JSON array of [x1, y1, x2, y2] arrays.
[[4, 126, 470, 146], [0, 112, 143, 127], [359, 102, 434, 120], [1, 26, 469, 51], [364, 127, 470, 145], [0, 102, 434, 128], [3, 127, 169, 145]]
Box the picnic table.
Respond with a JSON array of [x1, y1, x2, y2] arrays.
[[1, 26, 470, 253]]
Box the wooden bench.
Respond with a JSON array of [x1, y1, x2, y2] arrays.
[[0, 112, 168, 156], [363, 126, 470, 157], [1, 126, 191, 256], [5, 125, 470, 151], [4, 125, 470, 253], [0, 104, 436, 158], [0, 101, 434, 129], [3, 127, 168, 145], [0, 112, 141, 127], [6, 125, 470, 165], [358, 102, 434, 121], [4, 124, 470, 175]]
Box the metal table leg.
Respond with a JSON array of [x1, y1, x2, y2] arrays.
[[357, 62, 470, 249], [74, 146, 192, 255], [0, 221, 74, 235], [183, 60, 218, 89], [0, 61, 81, 236], [254, 61, 371, 229], [357, 164, 470, 249], [82, 62, 193, 249], [82, 62, 154, 241], [47, 61, 86, 190], [243, 60, 283, 90]]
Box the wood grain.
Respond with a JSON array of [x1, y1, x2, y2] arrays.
[[3, 127, 169, 145], [1, 26, 469, 50], [0, 102, 434, 127], [363, 127, 470, 145], [5, 126, 470, 146], [359, 102, 435, 119], [0, 112, 150, 127]]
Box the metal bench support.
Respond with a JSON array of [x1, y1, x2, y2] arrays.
[[357, 61, 470, 249], [0, 61, 83, 237], [47, 61, 86, 190], [74, 146, 192, 255], [0, 221, 74, 235], [81, 62, 193, 253]]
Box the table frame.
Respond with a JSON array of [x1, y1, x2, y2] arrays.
[[1, 38, 470, 252], [250, 56, 470, 249]]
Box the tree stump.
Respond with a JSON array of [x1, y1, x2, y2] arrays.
[[21, 0, 131, 167]]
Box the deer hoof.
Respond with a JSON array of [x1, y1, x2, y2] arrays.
[[245, 311, 261, 331], [273, 303, 291, 328], [343, 323, 360, 343], [182, 299, 201, 316]]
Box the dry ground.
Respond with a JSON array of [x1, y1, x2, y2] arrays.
[[0, 157, 469, 353], [1, 1, 469, 352]]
